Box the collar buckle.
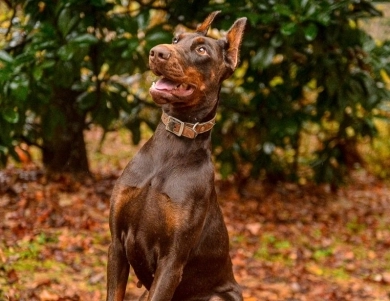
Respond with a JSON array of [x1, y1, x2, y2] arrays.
[[166, 116, 185, 136]]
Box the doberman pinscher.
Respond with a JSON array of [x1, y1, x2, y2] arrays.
[[107, 11, 247, 301]]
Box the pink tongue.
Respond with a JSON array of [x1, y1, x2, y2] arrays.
[[155, 78, 179, 90]]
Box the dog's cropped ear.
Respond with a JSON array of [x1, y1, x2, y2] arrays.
[[196, 11, 221, 35], [223, 17, 247, 77]]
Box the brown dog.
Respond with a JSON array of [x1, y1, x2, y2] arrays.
[[107, 11, 246, 301]]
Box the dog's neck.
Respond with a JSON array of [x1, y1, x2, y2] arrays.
[[161, 97, 220, 124], [153, 100, 220, 143]]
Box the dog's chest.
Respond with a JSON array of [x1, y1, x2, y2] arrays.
[[119, 135, 214, 197]]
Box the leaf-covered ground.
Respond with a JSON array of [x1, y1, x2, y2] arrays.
[[1, 130, 390, 300]]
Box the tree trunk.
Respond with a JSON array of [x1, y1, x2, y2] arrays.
[[41, 88, 90, 175]]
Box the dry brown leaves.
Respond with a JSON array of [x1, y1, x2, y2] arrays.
[[1, 166, 390, 300]]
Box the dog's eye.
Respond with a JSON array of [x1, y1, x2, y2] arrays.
[[196, 46, 207, 55], [172, 37, 179, 44]]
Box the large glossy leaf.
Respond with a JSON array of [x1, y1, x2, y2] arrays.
[[2, 108, 19, 124], [58, 45, 75, 61], [145, 26, 172, 51], [33, 66, 44, 81], [281, 22, 297, 36], [251, 47, 275, 69], [304, 23, 318, 41], [71, 34, 99, 45], [10, 78, 29, 102], [0, 51, 13, 63], [57, 8, 79, 37], [274, 4, 292, 16]]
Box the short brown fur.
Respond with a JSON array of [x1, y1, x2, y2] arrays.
[[107, 11, 247, 301]]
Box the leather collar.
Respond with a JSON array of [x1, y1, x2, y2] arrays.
[[161, 111, 216, 139]]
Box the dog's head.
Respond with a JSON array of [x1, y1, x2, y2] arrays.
[[149, 11, 246, 109]]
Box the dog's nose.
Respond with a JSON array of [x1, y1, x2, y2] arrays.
[[150, 45, 171, 61]]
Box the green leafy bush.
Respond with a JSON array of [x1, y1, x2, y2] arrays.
[[205, 0, 390, 185], [1, 0, 389, 186]]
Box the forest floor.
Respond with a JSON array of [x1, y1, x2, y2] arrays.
[[1, 128, 390, 301]]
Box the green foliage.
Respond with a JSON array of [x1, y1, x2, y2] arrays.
[[0, 0, 170, 170], [206, 0, 390, 184], [1, 0, 390, 184]]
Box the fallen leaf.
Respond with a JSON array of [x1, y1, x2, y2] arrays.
[[7, 269, 18, 284], [246, 222, 262, 235], [306, 263, 324, 276], [382, 272, 390, 284], [89, 272, 105, 284], [39, 289, 59, 301]]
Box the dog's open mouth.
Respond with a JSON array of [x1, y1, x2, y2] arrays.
[[151, 77, 194, 97]]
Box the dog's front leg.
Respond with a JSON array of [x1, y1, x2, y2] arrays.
[[107, 237, 130, 301], [147, 257, 185, 301]]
